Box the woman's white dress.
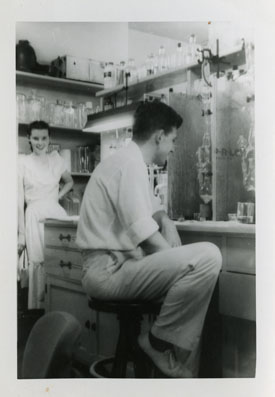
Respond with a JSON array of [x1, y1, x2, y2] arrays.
[[18, 151, 67, 309]]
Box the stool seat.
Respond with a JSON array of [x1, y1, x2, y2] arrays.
[[89, 298, 161, 378], [89, 298, 161, 315]]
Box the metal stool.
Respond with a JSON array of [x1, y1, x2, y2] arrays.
[[89, 298, 161, 378]]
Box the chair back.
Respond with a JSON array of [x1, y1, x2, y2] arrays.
[[22, 311, 81, 378]]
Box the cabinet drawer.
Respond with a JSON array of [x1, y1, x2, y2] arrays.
[[44, 247, 83, 281], [45, 225, 78, 250], [219, 272, 256, 321], [225, 236, 255, 274], [180, 232, 223, 250]]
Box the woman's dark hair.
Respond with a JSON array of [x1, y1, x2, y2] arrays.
[[28, 120, 50, 137], [132, 101, 183, 142]]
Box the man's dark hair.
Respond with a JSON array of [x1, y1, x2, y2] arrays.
[[132, 101, 183, 142], [28, 120, 50, 136]]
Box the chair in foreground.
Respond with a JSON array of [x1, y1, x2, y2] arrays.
[[21, 311, 82, 378]]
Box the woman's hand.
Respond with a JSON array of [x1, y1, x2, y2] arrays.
[[59, 171, 74, 201], [18, 243, 25, 257]]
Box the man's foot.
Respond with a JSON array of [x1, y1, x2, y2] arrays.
[[138, 332, 192, 378]]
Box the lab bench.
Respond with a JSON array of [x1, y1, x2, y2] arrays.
[[44, 219, 256, 377]]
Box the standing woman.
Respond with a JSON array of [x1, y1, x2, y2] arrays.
[[18, 121, 74, 309]]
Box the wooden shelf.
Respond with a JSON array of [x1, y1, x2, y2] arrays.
[[18, 122, 99, 136], [96, 62, 200, 99], [96, 44, 246, 100], [83, 102, 138, 132], [16, 71, 103, 95]]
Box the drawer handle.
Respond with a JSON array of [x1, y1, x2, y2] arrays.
[[59, 233, 71, 242], [59, 260, 72, 270], [85, 320, 96, 331]]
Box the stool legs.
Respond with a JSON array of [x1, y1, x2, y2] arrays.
[[111, 312, 149, 378]]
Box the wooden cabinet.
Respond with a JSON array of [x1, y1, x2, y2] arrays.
[[44, 220, 119, 365], [177, 221, 256, 378]]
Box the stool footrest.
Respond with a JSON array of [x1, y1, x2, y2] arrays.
[[88, 298, 162, 378]]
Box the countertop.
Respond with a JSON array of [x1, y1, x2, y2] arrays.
[[44, 217, 255, 235], [175, 220, 255, 235]]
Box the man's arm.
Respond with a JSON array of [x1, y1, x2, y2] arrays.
[[140, 230, 171, 255], [153, 210, 182, 247]]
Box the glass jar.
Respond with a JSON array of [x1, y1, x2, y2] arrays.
[[39, 96, 49, 123], [76, 103, 86, 129], [16, 93, 27, 122], [85, 101, 94, 126], [27, 90, 41, 122], [103, 98, 113, 111], [47, 101, 56, 125], [64, 101, 75, 128], [53, 100, 65, 126]]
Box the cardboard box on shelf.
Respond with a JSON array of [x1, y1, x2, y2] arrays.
[[51, 55, 104, 84]]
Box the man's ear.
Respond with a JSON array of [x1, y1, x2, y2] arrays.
[[154, 129, 165, 144]]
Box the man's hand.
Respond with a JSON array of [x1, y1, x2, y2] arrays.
[[161, 218, 182, 247]]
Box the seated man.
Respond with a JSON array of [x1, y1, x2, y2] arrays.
[[76, 101, 222, 378]]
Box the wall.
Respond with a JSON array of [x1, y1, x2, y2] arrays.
[[128, 28, 179, 67], [16, 22, 129, 65]]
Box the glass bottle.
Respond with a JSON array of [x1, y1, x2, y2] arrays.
[[76, 103, 86, 129], [175, 42, 184, 68], [40, 96, 49, 123], [67, 101, 75, 128], [103, 62, 111, 89], [103, 98, 113, 111], [47, 101, 56, 126], [187, 34, 197, 64], [153, 53, 159, 75], [109, 62, 116, 88], [146, 54, 152, 76], [160, 93, 167, 104], [129, 58, 138, 84], [117, 61, 126, 85], [85, 101, 93, 120], [124, 128, 133, 146], [158, 45, 168, 73], [137, 62, 147, 81]]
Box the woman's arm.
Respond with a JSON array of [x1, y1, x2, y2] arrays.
[[58, 171, 74, 201], [18, 169, 25, 256], [153, 210, 182, 247]]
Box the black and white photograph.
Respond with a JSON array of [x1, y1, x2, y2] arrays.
[[1, 1, 275, 396]]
